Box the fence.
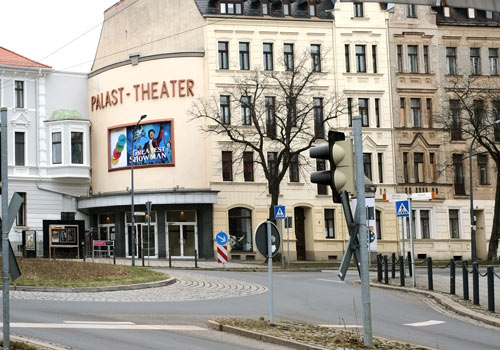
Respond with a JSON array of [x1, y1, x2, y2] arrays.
[[376, 253, 499, 313]]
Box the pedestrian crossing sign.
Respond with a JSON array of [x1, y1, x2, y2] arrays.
[[274, 205, 286, 220], [396, 200, 410, 217]]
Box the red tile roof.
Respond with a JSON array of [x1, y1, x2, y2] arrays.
[[0, 47, 51, 69]]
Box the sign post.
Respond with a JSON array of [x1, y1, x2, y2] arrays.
[[146, 201, 152, 267], [216, 231, 229, 267], [274, 205, 285, 268]]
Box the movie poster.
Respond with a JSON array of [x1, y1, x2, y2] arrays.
[[109, 120, 173, 170]]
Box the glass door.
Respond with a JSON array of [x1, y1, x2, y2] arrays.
[[142, 224, 156, 257], [168, 224, 181, 256], [126, 224, 142, 258], [167, 224, 197, 257], [183, 225, 196, 256]]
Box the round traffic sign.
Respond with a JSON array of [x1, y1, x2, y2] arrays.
[[216, 231, 229, 245], [254, 221, 281, 258], [369, 231, 375, 243]]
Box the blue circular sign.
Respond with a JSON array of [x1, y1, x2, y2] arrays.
[[216, 231, 229, 245]]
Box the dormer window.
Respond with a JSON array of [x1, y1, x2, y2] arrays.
[[283, 3, 290, 15], [220, 1, 243, 15], [309, 4, 316, 17], [486, 11, 493, 19], [468, 8, 475, 19], [262, 2, 270, 15], [443, 7, 450, 17]]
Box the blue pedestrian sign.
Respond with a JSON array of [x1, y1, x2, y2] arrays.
[[396, 200, 410, 217], [274, 205, 286, 220], [216, 231, 229, 245]]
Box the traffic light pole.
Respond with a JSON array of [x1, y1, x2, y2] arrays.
[[353, 116, 373, 347]]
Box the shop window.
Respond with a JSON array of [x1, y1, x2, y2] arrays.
[[71, 132, 83, 164], [222, 151, 233, 181], [239, 42, 250, 70], [16, 192, 26, 226], [324, 209, 335, 238], [15, 81, 24, 108], [243, 151, 254, 182], [284, 43, 294, 71], [52, 132, 62, 164], [218, 42, 229, 69], [289, 153, 299, 182], [263, 43, 274, 71], [166, 210, 194, 222], [15, 131, 25, 166], [313, 97, 324, 138], [228, 207, 253, 252], [449, 209, 460, 238], [311, 44, 321, 72]]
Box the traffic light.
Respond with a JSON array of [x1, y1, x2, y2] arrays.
[[310, 131, 355, 203]]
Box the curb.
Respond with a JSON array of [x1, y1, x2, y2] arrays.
[[371, 282, 500, 328], [2, 333, 69, 350], [207, 320, 327, 350], [11, 278, 176, 293]]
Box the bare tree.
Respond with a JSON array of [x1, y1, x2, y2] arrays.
[[190, 53, 345, 220], [437, 75, 500, 260]]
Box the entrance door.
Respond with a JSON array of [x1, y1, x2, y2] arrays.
[[294, 207, 306, 260], [167, 224, 198, 257], [127, 224, 142, 258], [142, 224, 156, 257], [97, 226, 115, 257]]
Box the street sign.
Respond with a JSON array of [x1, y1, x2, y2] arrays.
[[410, 192, 435, 201], [383, 193, 408, 202], [255, 221, 281, 258], [274, 205, 286, 220], [396, 200, 410, 217], [215, 231, 229, 246], [217, 245, 228, 263]]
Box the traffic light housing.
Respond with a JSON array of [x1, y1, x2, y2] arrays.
[[310, 131, 355, 203]]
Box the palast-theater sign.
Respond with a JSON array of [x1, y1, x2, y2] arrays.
[[91, 79, 196, 112]]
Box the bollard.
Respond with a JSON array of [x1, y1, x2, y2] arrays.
[[195, 249, 198, 268], [142, 247, 145, 267], [487, 266, 495, 312], [407, 251, 412, 277], [472, 262, 480, 305], [113, 251, 116, 265], [462, 261, 469, 301], [391, 253, 396, 279], [377, 254, 383, 282], [383, 255, 389, 285], [399, 256, 405, 287], [450, 259, 455, 295], [169, 248, 172, 268], [427, 257, 433, 291]]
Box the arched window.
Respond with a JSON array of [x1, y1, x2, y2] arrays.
[[228, 208, 252, 252]]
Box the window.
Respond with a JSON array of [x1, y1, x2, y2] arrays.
[[400, 97, 406, 127], [220, 95, 231, 124], [468, 8, 475, 18], [267, 152, 278, 177], [313, 97, 324, 138], [52, 132, 62, 164], [478, 154, 489, 185], [309, 4, 316, 16], [220, 1, 243, 14], [423, 45, 430, 73], [228, 208, 252, 252], [397, 45, 403, 72], [408, 45, 418, 73], [324, 209, 335, 238], [345, 44, 350, 72], [218, 42, 229, 69], [284, 43, 294, 71], [363, 153, 372, 180], [289, 153, 299, 182], [453, 154, 465, 195], [16, 192, 26, 226], [283, 3, 290, 16], [316, 159, 328, 195], [375, 98, 380, 127], [355, 45, 366, 73], [372, 45, 377, 73], [403, 152, 409, 183], [347, 97, 353, 127], [420, 210, 430, 239], [414, 152, 424, 183], [406, 4, 417, 18], [222, 151, 233, 181], [286, 96, 297, 127], [450, 99, 462, 140], [411, 98, 421, 127], [71, 132, 83, 164], [426, 98, 433, 128], [265, 96, 276, 138], [429, 153, 436, 182], [263, 43, 273, 71], [240, 96, 251, 125], [243, 151, 254, 182], [376, 210, 382, 240], [311, 44, 321, 72], [489, 48, 498, 75], [239, 42, 250, 70], [359, 98, 369, 127], [262, 3, 269, 15], [474, 99, 485, 127], [486, 10, 493, 19], [377, 153, 383, 183], [470, 47, 481, 75], [15, 81, 24, 108], [446, 47, 457, 74], [353, 2, 364, 17], [494, 101, 500, 141], [15, 131, 25, 166], [449, 209, 460, 238]]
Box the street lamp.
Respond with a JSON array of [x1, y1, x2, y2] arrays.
[[469, 119, 500, 262], [131, 114, 147, 266]]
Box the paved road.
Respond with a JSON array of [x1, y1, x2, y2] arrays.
[[4, 269, 500, 350]]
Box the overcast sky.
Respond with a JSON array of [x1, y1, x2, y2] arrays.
[[1, 0, 118, 73]]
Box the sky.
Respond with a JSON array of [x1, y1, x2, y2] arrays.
[[1, 0, 119, 73]]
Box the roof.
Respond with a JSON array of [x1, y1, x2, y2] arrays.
[[48, 109, 88, 122], [0, 47, 51, 69], [435, 7, 500, 26]]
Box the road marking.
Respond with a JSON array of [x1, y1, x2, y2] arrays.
[[7, 323, 206, 331], [404, 320, 445, 327], [319, 324, 361, 329], [316, 279, 344, 283], [64, 321, 135, 325]]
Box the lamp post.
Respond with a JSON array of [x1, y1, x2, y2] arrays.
[[131, 114, 147, 266], [469, 119, 500, 263]]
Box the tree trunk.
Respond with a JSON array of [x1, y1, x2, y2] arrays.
[[487, 168, 500, 261], [268, 181, 280, 224]]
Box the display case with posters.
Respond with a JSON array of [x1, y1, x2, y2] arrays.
[[22, 230, 37, 258], [48, 225, 80, 259]]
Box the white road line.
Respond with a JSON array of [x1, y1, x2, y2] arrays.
[[316, 278, 344, 283], [404, 320, 445, 327], [319, 324, 362, 329], [7, 323, 206, 331], [64, 321, 135, 325]]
